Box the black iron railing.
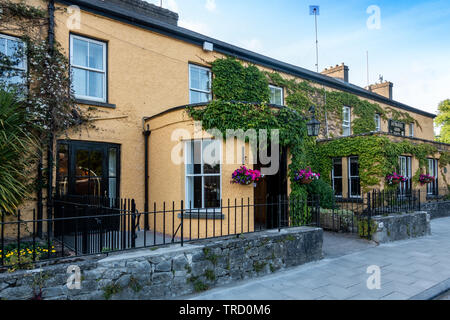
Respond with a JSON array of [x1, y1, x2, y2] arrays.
[[0, 195, 320, 270]]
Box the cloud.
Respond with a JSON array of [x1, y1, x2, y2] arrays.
[[205, 0, 216, 12]]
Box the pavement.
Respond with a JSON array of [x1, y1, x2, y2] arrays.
[[185, 217, 450, 300]]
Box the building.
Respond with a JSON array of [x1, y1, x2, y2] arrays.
[[3, 0, 449, 240]]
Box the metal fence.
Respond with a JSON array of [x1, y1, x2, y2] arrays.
[[0, 195, 319, 270], [0, 188, 443, 270]]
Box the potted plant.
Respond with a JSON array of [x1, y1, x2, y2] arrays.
[[231, 166, 262, 186], [419, 173, 435, 186], [385, 172, 407, 185], [294, 168, 320, 185]]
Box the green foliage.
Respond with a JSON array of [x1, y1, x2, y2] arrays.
[[211, 57, 269, 103], [317, 135, 440, 191], [304, 179, 335, 209], [103, 282, 122, 300], [0, 90, 38, 213], [253, 261, 267, 273], [435, 99, 450, 143], [204, 269, 216, 281]]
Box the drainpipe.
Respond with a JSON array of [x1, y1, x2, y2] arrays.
[[143, 124, 151, 230], [46, 0, 55, 233]]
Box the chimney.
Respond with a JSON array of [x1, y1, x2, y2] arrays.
[[108, 0, 179, 25], [321, 63, 349, 82], [366, 81, 393, 100]]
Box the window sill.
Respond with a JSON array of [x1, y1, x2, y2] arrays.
[[178, 211, 224, 220], [75, 99, 116, 109]]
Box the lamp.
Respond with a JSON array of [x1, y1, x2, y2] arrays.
[[306, 106, 321, 137]]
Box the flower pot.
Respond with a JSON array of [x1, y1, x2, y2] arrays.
[[391, 178, 401, 184]]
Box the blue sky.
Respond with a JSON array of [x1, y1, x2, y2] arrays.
[[146, 0, 450, 115]]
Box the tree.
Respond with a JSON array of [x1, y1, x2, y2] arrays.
[[435, 99, 450, 143]]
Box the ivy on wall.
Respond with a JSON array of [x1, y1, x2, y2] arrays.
[[317, 135, 448, 192], [187, 57, 448, 203]]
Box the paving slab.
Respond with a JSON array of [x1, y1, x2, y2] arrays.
[[185, 217, 450, 300]]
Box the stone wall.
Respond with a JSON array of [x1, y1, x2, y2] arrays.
[[421, 201, 450, 219], [371, 211, 431, 244], [0, 227, 323, 300]]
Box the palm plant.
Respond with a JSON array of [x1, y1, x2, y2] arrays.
[[0, 89, 37, 214]]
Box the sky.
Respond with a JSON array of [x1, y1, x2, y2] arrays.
[[145, 0, 450, 116]]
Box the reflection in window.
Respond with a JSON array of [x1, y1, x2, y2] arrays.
[[189, 64, 211, 104]]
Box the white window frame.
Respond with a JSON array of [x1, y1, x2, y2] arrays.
[[331, 158, 343, 197], [0, 33, 27, 87], [269, 84, 284, 105], [398, 156, 411, 195], [427, 158, 438, 195], [70, 34, 107, 103], [348, 156, 361, 198], [185, 139, 222, 211], [409, 123, 414, 137], [374, 114, 381, 132], [189, 64, 212, 104], [342, 106, 351, 136]]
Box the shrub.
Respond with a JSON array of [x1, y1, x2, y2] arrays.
[[0, 90, 37, 213], [305, 178, 335, 209]]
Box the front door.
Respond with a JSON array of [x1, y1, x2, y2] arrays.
[[55, 141, 121, 240], [254, 146, 288, 229]]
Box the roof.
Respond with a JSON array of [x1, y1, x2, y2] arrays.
[[58, 0, 436, 119]]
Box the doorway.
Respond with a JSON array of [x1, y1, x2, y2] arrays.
[[253, 146, 288, 229]]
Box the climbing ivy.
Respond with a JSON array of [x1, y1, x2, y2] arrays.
[[187, 57, 448, 202]]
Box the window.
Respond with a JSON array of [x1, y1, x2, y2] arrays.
[[374, 114, 381, 132], [348, 156, 361, 198], [56, 141, 120, 199], [342, 106, 351, 136], [70, 35, 107, 102], [427, 158, 438, 196], [0, 34, 27, 90], [189, 64, 211, 104], [332, 158, 343, 197], [409, 123, 414, 137], [398, 156, 411, 194], [269, 85, 283, 105], [185, 140, 221, 210]]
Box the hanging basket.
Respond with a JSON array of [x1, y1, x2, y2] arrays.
[[391, 178, 401, 185], [300, 178, 313, 185]]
